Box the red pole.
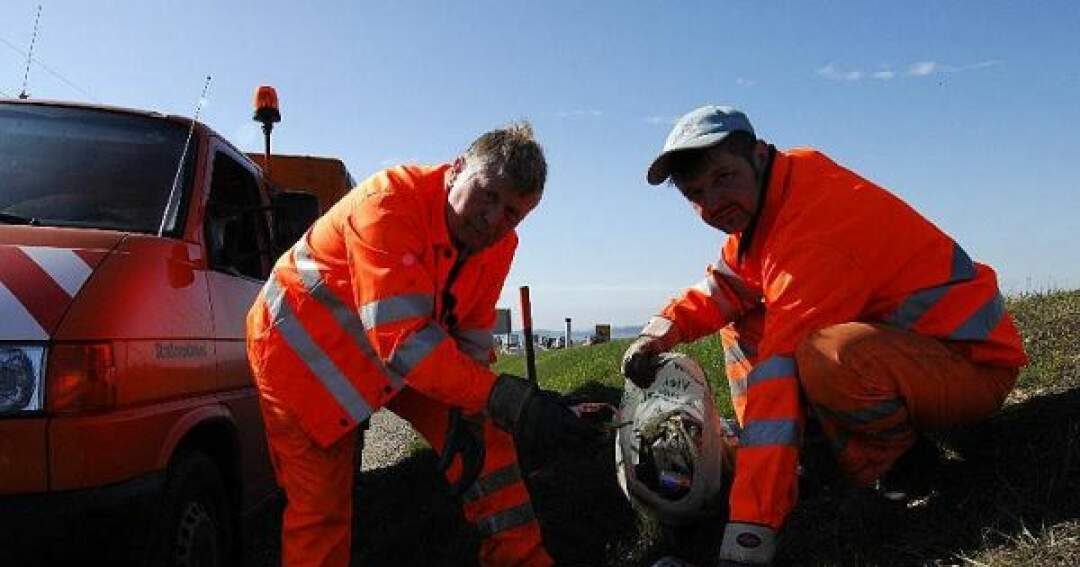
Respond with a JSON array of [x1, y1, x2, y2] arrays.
[[519, 286, 537, 383]]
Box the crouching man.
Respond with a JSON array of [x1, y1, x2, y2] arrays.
[[623, 105, 1027, 566]]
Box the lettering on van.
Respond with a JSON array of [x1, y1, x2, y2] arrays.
[[155, 343, 209, 359]]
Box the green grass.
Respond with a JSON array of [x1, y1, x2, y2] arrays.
[[1008, 289, 1080, 393], [494, 336, 735, 415], [487, 288, 1080, 566], [496, 289, 1080, 407], [338, 289, 1079, 566]]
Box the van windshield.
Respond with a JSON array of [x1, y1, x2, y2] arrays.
[[0, 103, 196, 234]]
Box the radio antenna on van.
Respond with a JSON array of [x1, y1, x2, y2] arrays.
[[158, 75, 212, 237], [17, 5, 42, 99]]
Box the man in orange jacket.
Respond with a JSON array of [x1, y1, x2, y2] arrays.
[[247, 122, 596, 567], [623, 106, 1027, 566]]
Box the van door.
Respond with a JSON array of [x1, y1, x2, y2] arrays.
[[201, 141, 276, 508], [203, 142, 272, 386]]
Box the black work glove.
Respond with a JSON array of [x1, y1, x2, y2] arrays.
[[434, 408, 485, 496], [487, 374, 599, 454], [621, 336, 665, 388]]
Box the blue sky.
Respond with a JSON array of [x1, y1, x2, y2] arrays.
[[3, 1, 1077, 330]]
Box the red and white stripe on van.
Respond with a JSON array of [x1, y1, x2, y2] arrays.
[[0, 246, 107, 340]]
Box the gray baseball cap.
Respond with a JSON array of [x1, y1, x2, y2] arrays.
[[646, 105, 755, 185]]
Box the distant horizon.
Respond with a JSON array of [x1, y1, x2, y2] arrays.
[[501, 325, 642, 338]]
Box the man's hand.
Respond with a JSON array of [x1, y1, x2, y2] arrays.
[[622, 316, 679, 388], [487, 374, 599, 453], [621, 336, 665, 388]]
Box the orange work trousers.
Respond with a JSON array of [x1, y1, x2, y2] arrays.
[[258, 386, 553, 567], [794, 322, 1018, 486]]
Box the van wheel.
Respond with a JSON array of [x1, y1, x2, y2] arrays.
[[153, 451, 234, 567]]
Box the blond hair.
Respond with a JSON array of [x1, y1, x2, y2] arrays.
[[464, 121, 547, 195]]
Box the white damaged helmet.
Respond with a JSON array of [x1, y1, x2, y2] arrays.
[[615, 352, 736, 526]]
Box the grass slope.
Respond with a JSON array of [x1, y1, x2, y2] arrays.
[[338, 289, 1079, 567], [492, 290, 1080, 566]]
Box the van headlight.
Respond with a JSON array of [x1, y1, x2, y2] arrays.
[[0, 345, 45, 414]]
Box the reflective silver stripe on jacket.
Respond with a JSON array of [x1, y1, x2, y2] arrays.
[[723, 344, 754, 399], [263, 275, 373, 423], [730, 354, 796, 400], [359, 293, 434, 329], [949, 292, 1005, 341], [474, 502, 536, 538], [293, 240, 404, 389], [723, 345, 749, 366], [812, 397, 904, 428], [388, 322, 448, 377], [811, 400, 911, 454], [746, 355, 797, 388], [729, 378, 748, 399], [739, 418, 799, 448], [463, 463, 522, 502], [453, 328, 494, 365], [693, 276, 739, 318], [713, 257, 761, 304], [886, 242, 976, 329], [864, 421, 912, 440]]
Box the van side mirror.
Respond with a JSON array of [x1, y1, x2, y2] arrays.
[[272, 191, 320, 253]]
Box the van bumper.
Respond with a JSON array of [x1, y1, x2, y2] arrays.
[[0, 470, 164, 564]]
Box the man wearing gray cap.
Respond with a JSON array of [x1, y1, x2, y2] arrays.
[[623, 105, 1026, 565]]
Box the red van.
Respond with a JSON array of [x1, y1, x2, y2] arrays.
[[0, 97, 351, 565]]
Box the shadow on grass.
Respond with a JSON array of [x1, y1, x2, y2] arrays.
[[780, 387, 1080, 566], [251, 383, 1080, 567], [345, 381, 671, 567], [351, 450, 478, 566]]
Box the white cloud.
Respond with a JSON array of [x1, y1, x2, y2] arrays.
[[907, 61, 940, 76], [644, 115, 677, 125], [735, 77, 756, 87], [555, 109, 603, 118], [949, 59, 1003, 72], [819, 59, 1003, 82], [817, 63, 863, 81]]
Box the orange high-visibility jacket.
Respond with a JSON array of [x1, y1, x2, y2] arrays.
[[658, 148, 1027, 530], [247, 164, 514, 447]]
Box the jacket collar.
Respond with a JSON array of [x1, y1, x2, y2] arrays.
[[737, 146, 791, 264], [431, 163, 455, 251]]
